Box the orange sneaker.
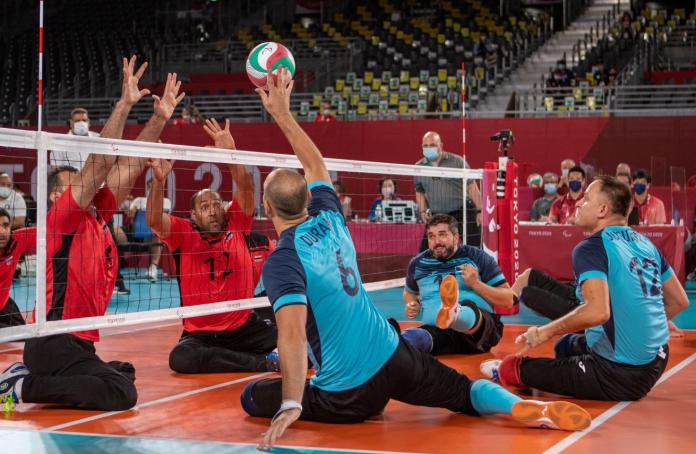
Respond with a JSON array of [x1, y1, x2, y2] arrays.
[[511, 400, 591, 431], [436, 275, 460, 329]]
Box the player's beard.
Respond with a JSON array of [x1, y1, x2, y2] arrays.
[[0, 235, 8, 249], [431, 243, 455, 260]]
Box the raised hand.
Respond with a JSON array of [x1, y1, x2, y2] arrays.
[[256, 66, 294, 120], [203, 118, 236, 150], [153, 72, 186, 121], [147, 157, 175, 183], [120, 55, 150, 107]]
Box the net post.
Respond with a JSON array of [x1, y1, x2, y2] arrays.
[[34, 132, 49, 335], [461, 63, 468, 244]]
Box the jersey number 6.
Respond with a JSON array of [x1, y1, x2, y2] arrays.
[[336, 251, 359, 296]]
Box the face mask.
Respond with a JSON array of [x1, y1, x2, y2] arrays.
[[561, 168, 569, 177], [381, 187, 394, 198], [633, 183, 647, 195], [423, 147, 439, 161], [73, 121, 89, 136], [568, 180, 583, 193], [0, 187, 10, 199], [544, 183, 557, 195], [558, 64, 566, 71]]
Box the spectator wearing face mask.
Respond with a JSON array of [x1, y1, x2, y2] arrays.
[[368, 177, 401, 221], [0, 173, 26, 229], [530, 172, 559, 222], [632, 169, 667, 225], [50, 107, 101, 170], [549, 166, 585, 224], [415, 131, 482, 250]]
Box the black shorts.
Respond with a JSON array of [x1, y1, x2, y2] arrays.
[[22, 334, 137, 410], [521, 269, 580, 320], [241, 337, 477, 423], [169, 311, 277, 373], [0, 297, 26, 328], [420, 308, 503, 355], [519, 334, 669, 401]]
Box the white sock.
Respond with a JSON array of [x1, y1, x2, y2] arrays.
[[14, 377, 24, 402]]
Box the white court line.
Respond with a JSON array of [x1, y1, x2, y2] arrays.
[[544, 351, 696, 454], [44, 371, 273, 432]]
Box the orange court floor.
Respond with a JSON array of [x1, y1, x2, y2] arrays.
[[0, 322, 694, 453]]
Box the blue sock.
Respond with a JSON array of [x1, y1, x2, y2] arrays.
[[470, 379, 521, 415], [451, 305, 477, 333], [402, 328, 433, 353]]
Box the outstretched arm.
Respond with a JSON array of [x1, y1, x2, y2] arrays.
[[145, 158, 175, 239], [258, 304, 307, 450], [257, 67, 330, 185], [69, 56, 150, 209], [106, 72, 186, 206], [203, 118, 255, 217]]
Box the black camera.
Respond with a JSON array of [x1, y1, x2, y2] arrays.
[[490, 129, 514, 143]]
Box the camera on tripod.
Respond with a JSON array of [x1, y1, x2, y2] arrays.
[[490, 129, 514, 157]]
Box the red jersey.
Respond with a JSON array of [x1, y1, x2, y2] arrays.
[[0, 227, 36, 310], [160, 198, 254, 333], [634, 194, 667, 225], [46, 187, 118, 342], [550, 192, 583, 224]]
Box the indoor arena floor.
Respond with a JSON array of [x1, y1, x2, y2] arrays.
[[0, 284, 695, 453]]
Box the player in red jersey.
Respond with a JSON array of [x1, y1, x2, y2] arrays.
[[0, 57, 186, 411], [0, 208, 35, 327], [147, 118, 277, 374]]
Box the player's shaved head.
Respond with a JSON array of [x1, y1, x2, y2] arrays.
[[264, 169, 308, 220]]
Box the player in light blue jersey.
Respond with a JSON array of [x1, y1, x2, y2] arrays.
[[482, 176, 689, 400], [401, 213, 514, 355], [239, 68, 591, 450]]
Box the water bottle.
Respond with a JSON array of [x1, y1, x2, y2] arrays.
[[375, 203, 383, 222]]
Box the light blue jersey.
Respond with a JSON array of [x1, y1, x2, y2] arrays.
[[405, 246, 506, 324], [573, 226, 672, 365], [263, 181, 399, 392]]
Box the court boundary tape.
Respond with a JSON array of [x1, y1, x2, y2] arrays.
[[43, 371, 273, 432], [543, 351, 696, 454]]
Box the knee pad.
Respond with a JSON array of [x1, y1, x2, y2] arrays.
[[240, 381, 261, 416], [402, 328, 433, 353], [554, 333, 577, 359], [498, 355, 524, 389]]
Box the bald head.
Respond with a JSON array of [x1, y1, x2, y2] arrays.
[[264, 169, 308, 220], [422, 131, 442, 148]]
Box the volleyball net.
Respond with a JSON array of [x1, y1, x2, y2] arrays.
[[0, 127, 482, 342]]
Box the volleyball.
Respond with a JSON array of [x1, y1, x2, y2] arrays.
[[245, 42, 296, 88]]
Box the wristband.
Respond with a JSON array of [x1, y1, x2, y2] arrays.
[[272, 399, 303, 422]]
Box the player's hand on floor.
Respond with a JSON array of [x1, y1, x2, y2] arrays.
[[668, 320, 684, 338], [258, 407, 301, 451]]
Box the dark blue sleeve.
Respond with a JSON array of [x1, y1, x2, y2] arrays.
[[470, 247, 506, 287], [368, 198, 379, 221], [659, 251, 674, 282], [307, 181, 342, 216], [262, 248, 308, 313], [405, 256, 419, 294], [572, 235, 609, 284]]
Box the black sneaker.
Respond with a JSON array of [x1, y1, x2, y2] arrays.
[[115, 281, 131, 295]]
